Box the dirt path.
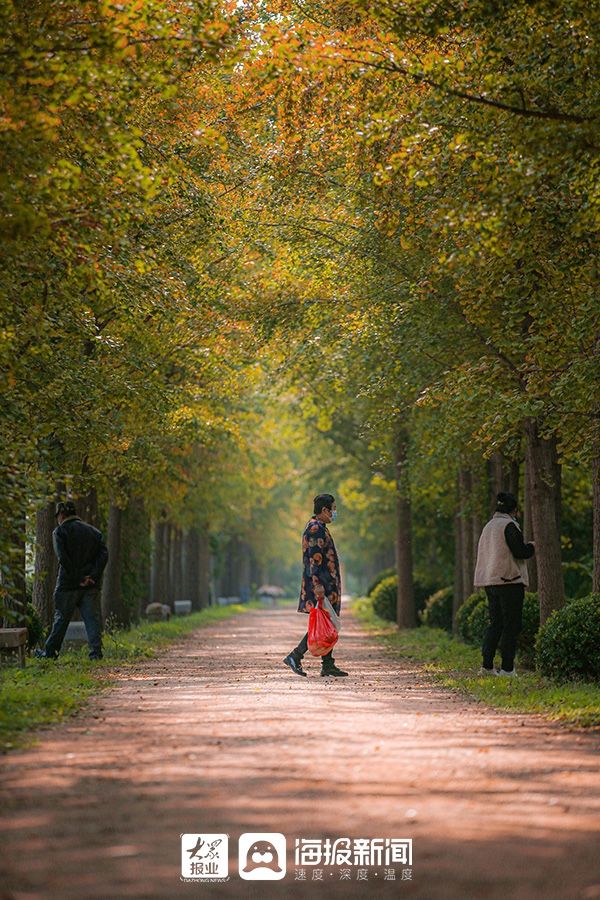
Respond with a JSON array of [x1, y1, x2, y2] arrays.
[[1, 602, 599, 899]]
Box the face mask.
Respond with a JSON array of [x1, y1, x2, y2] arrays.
[[331, 509, 337, 522]]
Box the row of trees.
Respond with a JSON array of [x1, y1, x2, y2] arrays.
[[0, 3, 308, 629], [198, 0, 599, 625], [1, 1, 598, 633]]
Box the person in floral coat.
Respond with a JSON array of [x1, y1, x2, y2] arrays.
[[283, 494, 348, 677]]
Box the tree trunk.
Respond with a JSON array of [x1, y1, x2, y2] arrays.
[[250, 553, 263, 594], [32, 502, 57, 629], [164, 523, 176, 610], [199, 530, 210, 609], [121, 496, 150, 623], [167, 524, 174, 600], [394, 430, 416, 628], [524, 419, 564, 624], [101, 503, 128, 628], [209, 547, 217, 607], [459, 468, 474, 602], [178, 529, 186, 604], [239, 540, 251, 603], [165, 523, 174, 610], [171, 527, 184, 607], [150, 520, 158, 604], [222, 536, 240, 598], [524, 457, 538, 592], [453, 487, 464, 631], [395, 494, 415, 628], [150, 517, 169, 607], [184, 528, 200, 609], [593, 454, 600, 594], [471, 466, 483, 583]]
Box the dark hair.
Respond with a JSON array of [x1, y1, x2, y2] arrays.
[[55, 500, 77, 520], [313, 493, 335, 515], [496, 492, 518, 514]]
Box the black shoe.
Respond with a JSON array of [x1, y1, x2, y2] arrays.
[[283, 653, 307, 677], [321, 662, 348, 677], [34, 649, 55, 659]]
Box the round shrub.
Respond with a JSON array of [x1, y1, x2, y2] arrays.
[[367, 567, 396, 597], [456, 591, 486, 641], [370, 574, 436, 624], [371, 575, 397, 621], [535, 594, 600, 682], [413, 577, 443, 621], [420, 587, 453, 632], [467, 599, 490, 645]]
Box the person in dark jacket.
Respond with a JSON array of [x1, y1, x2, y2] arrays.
[[473, 492, 535, 677], [283, 493, 347, 678], [35, 501, 109, 660]]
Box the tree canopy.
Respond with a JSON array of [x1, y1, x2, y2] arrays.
[[1, 0, 598, 626]]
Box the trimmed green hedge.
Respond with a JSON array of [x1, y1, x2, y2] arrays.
[[371, 575, 397, 621], [366, 568, 396, 597], [370, 574, 441, 624], [536, 594, 600, 682], [455, 590, 486, 641], [413, 577, 443, 620], [420, 587, 453, 632]]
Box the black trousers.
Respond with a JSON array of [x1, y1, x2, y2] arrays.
[[293, 632, 333, 664], [44, 588, 103, 659], [482, 583, 524, 671]]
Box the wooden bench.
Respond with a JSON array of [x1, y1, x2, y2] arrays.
[[0, 627, 28, 668]]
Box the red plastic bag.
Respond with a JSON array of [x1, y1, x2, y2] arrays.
[[307, 604, 339, 657]]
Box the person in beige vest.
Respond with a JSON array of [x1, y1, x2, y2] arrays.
[[473, 492, 535, 676]]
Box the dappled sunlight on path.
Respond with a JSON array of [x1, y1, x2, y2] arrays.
[[1, 603, 599, 899]]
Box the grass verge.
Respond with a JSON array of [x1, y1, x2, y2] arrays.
[[353, 597, 600, 728], [0, 602, 262, 752]]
